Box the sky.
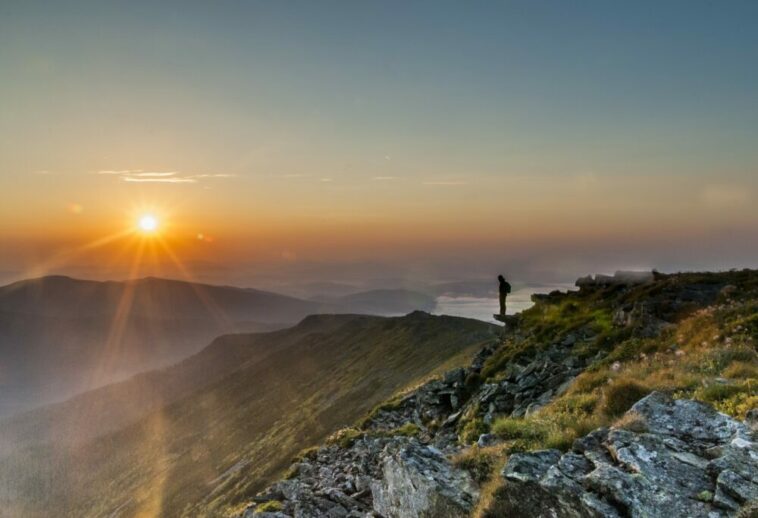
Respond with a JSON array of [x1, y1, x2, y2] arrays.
[[1, 1, 757, 288]]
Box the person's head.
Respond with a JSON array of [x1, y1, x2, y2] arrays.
[[498, 274, 505, 283]]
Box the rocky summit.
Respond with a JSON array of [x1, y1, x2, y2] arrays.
[[241, 270, 758, 518]]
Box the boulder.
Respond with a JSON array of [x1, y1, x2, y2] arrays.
[[371, 440, 479, 518]]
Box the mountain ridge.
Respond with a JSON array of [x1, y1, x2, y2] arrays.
[[0, 311, 498, 517], [0, 275, 439, 417], [239, 269, 758, 518]]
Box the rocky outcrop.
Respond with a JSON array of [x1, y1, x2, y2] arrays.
[[371, 441, 478, 518], [494, 392, 758, 517], [244, 435, 388, 517], [472, 342, 586, 422], [243, 435, 476, 518], [241, 272, 755, 518]]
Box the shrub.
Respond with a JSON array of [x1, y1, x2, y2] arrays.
[[712, 347, 757, 370], [601, 379, 651, 418], [326, 427, 363, 448], [696, 382, 745, 403], [459, 417, 488, 444], [544, 429, 574, 451], [571, 369, 612, 394], [452, 446, 498, 483], [491, 418, 547, 442], [257, 500, 283, 512], [723, 361, 758, 379], [554, 393, 599, 415], [391, 422, 421, 437]]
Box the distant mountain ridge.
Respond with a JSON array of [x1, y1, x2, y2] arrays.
[[0, 275, 319, 321], [311, 289, 437, 315], [0, 275, 439, 417]]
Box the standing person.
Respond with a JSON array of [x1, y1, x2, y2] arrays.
[[498, 275, 511, 316]]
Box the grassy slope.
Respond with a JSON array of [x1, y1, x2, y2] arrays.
[[0, 315, 359, 451], [0, 275, 326, 416], [452, 271, 758, 516], [0, 312, 497, 518]]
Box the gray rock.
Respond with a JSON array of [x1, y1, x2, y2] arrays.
[[630, 391, 748, 449], [477, 433, 497, 448], [371, 440, 478, 518], [716, 470, 758, 505], [494, 392, 757, 517], [502, 450, 561, 483]]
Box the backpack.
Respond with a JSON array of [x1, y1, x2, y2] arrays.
[[503, 281, 511, 294]]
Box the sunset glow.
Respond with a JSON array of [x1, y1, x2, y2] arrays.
[[138, 215, 158, 233], [0, 2, 756, 287]]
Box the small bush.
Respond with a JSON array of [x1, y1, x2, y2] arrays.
[[459, 417, 488, 444], [571, 369, 612, 394], [544, 429, 574, 451], [601, 379, 651, 418], [391, 422, 421, 437], [554, 393, 599, 415], [327, 427, 363, 448], [257, 500, 283, 512], [712, 347, 757, 370], [723, 361, 758, 379], [452, 446, 498, 483], [697, 382, 744, 402], [491, 418, 547, 442]]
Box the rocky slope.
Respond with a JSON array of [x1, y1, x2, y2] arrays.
[[241, 270, 758, 518]]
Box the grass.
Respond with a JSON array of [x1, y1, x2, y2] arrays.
[[601, 379, 651, 418], [391, 422, 421, 437], [452, 444, 509, 484], [256, 500, 283, 512], [459, 416, 488, 444], [476, 271, 758, 515], [327, 427, 364, 448]]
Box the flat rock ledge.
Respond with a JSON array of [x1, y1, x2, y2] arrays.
[[495, 392, 758, 518]]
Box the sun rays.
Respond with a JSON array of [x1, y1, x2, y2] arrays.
[[138, 214, 159, 233]]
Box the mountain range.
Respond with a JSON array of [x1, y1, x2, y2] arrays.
[[0, 275, 437, 417], [0, 311, 496, 517]]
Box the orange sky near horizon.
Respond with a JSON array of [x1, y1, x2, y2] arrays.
[[2, 2, 757, 284]]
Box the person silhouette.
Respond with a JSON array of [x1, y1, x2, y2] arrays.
[[498, 275, 511, 316]]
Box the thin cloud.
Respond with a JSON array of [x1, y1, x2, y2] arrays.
[[320, 178, 334, 182], [95, 169, 234, 184], [130, 172, 178, 177], [122, 177, 197, 183], [188, 173, 236, 178], [373, 176, 397, 181], [95, 169, 141, 175]]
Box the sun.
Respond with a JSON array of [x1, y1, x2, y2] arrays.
[[138, 214, 159, 233]]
